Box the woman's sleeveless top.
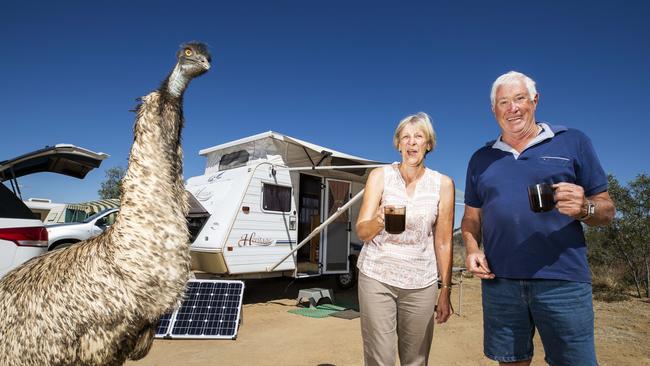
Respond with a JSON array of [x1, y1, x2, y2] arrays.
[[357, 164, 442, 289]]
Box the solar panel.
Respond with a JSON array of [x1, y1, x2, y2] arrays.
[[155, 279, 245, 340], [155, 312, 174, 337]]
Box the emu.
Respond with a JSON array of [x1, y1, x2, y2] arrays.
[[0, 42, 211, 366]]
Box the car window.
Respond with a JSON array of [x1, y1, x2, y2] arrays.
[[106, 211, 117, 225], [0, 183, 37, 220], [84, 209, 111, 223], [100, 211, 118, 226], [85, 209, 119, 224]]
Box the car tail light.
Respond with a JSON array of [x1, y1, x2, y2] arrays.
[[0, 227, 49, 247]]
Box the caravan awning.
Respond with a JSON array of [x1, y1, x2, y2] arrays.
[[65, 198, 120, 214], [281, 134, 382, 165], [64, 190, 203, 216], [200, 131, 383, 166]]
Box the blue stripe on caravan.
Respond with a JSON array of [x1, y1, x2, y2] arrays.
[[275, 240, 296, 245]]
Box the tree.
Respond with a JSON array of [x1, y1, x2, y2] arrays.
[[587, 174, 650, 298], [98, 166, 126, 199]]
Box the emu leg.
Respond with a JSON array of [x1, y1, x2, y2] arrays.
[[127, 323, 156, 361]]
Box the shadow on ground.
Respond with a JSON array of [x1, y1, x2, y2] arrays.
[[241, 276, 359, 309]]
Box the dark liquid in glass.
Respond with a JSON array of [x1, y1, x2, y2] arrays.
[[385, 213, 406, 234], [528, 186, 555, 212]]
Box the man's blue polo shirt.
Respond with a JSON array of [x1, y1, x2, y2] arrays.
[[464, 123, 608, 283]]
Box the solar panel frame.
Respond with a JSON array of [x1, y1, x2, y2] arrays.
[[155, 279, 245, 340]]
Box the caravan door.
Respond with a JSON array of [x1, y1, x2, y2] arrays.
[[322, 179, 351, 274]]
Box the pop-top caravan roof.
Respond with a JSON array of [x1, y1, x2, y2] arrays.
[[198, 131, 384, 182]]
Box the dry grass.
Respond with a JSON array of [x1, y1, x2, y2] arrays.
[[592, 264, 634, 302], [452, 234, 466, 268]]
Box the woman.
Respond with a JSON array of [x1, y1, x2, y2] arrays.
[[356, 112, 454, 366]]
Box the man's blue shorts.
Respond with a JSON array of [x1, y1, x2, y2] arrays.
[[482, 278, 597, 365]]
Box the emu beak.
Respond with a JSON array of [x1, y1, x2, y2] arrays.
[[200, 57, 211, 70]]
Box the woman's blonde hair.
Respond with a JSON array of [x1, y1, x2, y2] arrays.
[[392, 112, 436, 154]]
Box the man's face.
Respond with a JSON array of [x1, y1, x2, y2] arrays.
[[492, 79, 538, 138]]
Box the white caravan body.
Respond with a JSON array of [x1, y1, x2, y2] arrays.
[[186, 131, 383, 280]]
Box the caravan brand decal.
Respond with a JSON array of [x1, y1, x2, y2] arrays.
[[208, 172, 225, 182], [238, 232, 273, 247]]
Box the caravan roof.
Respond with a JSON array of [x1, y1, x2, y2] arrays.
[[198, 131, 384, 177], [199, 131, 376, 163]]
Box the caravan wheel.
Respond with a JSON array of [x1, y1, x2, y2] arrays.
[[335, 267, 356, 290]]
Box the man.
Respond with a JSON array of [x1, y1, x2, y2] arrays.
[[462, 71, 615, 366]]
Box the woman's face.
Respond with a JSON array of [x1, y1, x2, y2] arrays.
[[398, 123, 429, 167]]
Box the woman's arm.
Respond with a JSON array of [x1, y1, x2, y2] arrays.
[[355, 168, 385, 242], [434, 174, 455, 323]]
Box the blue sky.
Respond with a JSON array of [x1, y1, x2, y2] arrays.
[[2, 1, 649, 227]]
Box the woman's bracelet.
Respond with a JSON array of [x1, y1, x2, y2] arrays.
[[439, 283, 452, 290]]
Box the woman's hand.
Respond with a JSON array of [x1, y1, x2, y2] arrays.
[[373, 205, 385, 230], [435, 288, 454, 324]]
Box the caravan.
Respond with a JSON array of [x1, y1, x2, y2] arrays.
[[186, 131, 385, 288]]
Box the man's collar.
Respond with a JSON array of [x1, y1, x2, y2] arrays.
[[490, 122, 564, 158]]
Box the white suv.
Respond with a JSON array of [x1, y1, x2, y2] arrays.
[[0, 144, 108, 278], [47, 208, 119, 250]]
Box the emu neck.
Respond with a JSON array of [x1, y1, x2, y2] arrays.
[[167, 64, 189, 98], [115, 92, 188, 248]]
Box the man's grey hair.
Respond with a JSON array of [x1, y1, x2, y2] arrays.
[[490, 71, 537, 107]]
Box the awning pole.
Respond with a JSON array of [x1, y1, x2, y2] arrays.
[[276, 164, 388, 172], [314, 151, 332, 167], [266, 189, 366, 272], [301, 146, 316, 167]]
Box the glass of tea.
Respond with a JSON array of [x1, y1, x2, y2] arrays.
[[384, 205, 406, 234], [527, 183, 555, 212]]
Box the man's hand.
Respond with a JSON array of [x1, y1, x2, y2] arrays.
[[466, 249, 495, 279], [552, 182, 587, 219]]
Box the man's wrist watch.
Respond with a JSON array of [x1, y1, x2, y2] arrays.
[[578, 199, 596, 221]]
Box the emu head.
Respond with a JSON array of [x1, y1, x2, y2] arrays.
[[176, 42, 211, 79]]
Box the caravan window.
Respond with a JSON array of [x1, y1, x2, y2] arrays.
[[262, 184, 292, 212], [219, 150, 249, 170]]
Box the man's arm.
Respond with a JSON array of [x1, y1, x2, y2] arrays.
[[553, 183, 615, 226], [461, 205, 495, 279]]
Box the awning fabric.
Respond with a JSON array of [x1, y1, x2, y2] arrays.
[[65, 198, 120, 214], [64, 190, 202, 216]]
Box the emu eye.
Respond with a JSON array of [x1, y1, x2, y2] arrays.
[[184, 49, 193, 56]]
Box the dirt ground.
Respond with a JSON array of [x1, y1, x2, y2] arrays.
[[127, 275, 650, 366]]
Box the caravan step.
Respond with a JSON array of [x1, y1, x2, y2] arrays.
[[297, 287, 334, 308]]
